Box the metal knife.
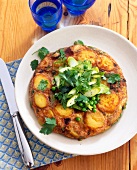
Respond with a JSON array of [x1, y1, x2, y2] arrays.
[[0, 58, 34, 168]]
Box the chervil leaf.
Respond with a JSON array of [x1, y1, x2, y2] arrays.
[[106, 73, 121, 84], [74, 40, 84, 45], [38, 79, 48, 91], [30, 59, 39, 70], [40, 118, 56, 135], [38, 47, 49, 60]]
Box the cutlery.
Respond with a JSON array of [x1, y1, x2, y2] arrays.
[[0, 58, 34, 168]]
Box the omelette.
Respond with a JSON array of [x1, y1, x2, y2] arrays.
[[29, 41, 127, 140]]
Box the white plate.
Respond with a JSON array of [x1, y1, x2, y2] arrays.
[[15, 25, 137, 155]]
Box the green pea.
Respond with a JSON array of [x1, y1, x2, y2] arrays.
[[94, 101, 98, 104], [91, 96, 96, 101], [82, 108, 87, 112], [90, 101, 94, 106], [93, 108, 96, 112], [93, 104, 96, 109], [51, 86, 56, 91], [79, 103, 84, 107], [84, 65, 88, 69], [75, 117, 81, 122]]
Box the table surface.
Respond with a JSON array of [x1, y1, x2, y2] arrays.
[[0, 0, 137, 169]]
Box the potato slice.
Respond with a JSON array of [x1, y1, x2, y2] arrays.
[[34, 93, 47, 108], [69, 128, 79, 137], [77, 50, 96, 64], [44, 109, 54, 118], [97, 55, 114, 71], [85, 111, 105, 129], [55, 104, 73, 117], [34, 74, 51, 89], [97, 92, 119, 113]]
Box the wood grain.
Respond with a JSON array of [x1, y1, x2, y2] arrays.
[[128, 0, 137, 47], [0, 0, 136, 170], [0, 0, 46, 62], [34, 143, 129, 170], [128, 1, 137, 170], [60, 0, 128, 37]]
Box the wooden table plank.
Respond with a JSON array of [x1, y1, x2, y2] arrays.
[[0, 0, 46, 62], [128, 0, 137, 46], [61, 0, 128, 36], [87, 0, 128, 37], [35, 143, 129, 170], [128, 1, 137, 169]]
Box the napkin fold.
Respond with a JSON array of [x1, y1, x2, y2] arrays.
[[0, 59, 74, 170]]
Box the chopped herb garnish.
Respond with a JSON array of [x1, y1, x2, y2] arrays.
[[52, 56, 111, 111], [34, 47, 49, 60], [40, 118, 56, 135], [30, 59, 39, 70], [38, 79, 48, 91], [59, 49, 66, 59], [106, 73, 121, 84], [75, 95, 89, 103], [74, 40, 84, 45]]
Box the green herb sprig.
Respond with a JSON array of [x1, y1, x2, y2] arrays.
[[105, 73, 121, 84], [33, 47, 49, 60], [30, 59, 39, 70], [30, 47, 49, 70], [53, 57, 110, 112], [74, 40, 84, 45], [38, 79, 48, 91], [40, 118, 56, 135]]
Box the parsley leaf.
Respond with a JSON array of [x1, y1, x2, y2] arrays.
[[59, 49, 66, 59], [58, 49, 67, 63], [61, 93, 68, 109], [106, 73, 121, 84], [54, 92, 63, 100], [75, 95, 89, 103], [38, 79, 48, 91], [74, 40, 84, 45], [54, 92, 69, 109], [30, 59, 39, 70], [40, 118, 56, 135], [38, 47, 49, 60]]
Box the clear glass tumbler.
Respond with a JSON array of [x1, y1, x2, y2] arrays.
[[29, 0, 63, 32], [62, 0, 96, 16]]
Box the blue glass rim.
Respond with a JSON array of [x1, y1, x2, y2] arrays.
[[62, 0, 96, 7], [28, 0, 63, 16]]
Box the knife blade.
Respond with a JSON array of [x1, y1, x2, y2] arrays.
[[0, 58, 34, 168]]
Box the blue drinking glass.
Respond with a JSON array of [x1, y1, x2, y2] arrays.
[[62, 0, 96, 16], [29, 0, 63, 32]]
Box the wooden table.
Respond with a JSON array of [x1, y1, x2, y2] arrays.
[[0, 0, 137, 169]]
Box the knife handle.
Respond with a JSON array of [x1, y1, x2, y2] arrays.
[[12, 111, 34, 168]]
